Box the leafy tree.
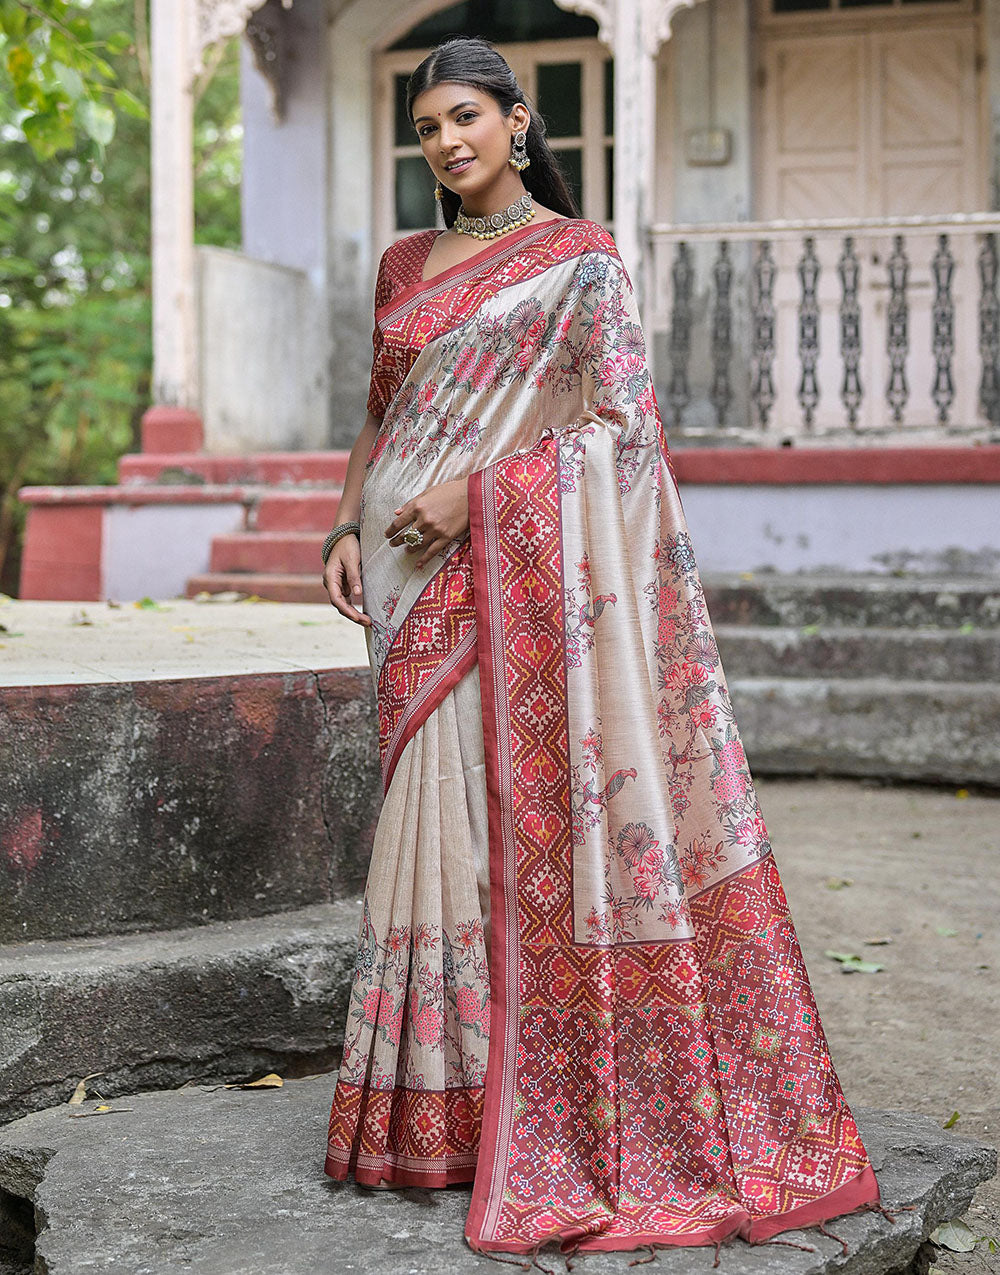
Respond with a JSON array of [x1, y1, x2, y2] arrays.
[[0, 0, 146, 158], [0, 0, 241, 593]]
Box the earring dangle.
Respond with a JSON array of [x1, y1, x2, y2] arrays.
[[434, 179, 443, 200], [508, 129, 530, 172]]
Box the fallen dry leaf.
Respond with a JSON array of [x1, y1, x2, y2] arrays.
[[67, 1071, 105, 1105], [225, 1072, 284, 1089]]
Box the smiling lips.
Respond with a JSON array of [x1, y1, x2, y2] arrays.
[[445, 157, 474, 172]]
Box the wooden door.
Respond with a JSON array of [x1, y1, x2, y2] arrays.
[[757, 16, 986, 434]]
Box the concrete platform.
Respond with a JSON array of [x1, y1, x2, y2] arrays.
[[0, 1075, 994, 1275], [0, 595, 368, 686]]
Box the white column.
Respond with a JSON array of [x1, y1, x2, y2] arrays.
[[556, 0, 693, 332], [150, 0, 198, 409], [611, 0, 657, 316]]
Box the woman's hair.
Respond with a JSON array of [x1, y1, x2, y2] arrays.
[[406, 36, 582, 228]]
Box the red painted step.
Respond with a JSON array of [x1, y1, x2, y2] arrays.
[[210, 531, 327, 574], [186, 572, 330, 604], [253, 489, 344, 532], [120, 450, 351, 486]]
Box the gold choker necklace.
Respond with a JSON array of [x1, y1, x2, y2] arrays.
[[454, 193, 535, 240]]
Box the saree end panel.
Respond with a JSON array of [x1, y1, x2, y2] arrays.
[[462, 433, 881, 1257]]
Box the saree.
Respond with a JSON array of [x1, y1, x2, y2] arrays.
[[323, 217, 882, 1258]]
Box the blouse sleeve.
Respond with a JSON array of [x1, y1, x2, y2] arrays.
[[366, 246, 395, 419]]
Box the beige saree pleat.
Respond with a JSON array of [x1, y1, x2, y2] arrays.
[[324, 665, 491, 1185]]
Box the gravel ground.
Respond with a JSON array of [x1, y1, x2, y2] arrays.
[[755, 775, 999, 1273]]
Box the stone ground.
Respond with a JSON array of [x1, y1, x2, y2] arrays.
[[0, 776, 997, 1274], [754, 776, 999, 1274]]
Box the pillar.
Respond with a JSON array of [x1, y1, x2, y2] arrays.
[[149, 0, 198, 413]]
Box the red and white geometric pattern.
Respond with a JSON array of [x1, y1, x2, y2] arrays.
[[376, 539, 477, 792], [464, 437, 880, 1257]]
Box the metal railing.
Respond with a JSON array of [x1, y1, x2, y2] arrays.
[[647, 214, 1000, 445]]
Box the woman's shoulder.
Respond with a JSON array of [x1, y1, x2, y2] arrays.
[[543, 218, 619, 260], [380, 229, 438, 272]]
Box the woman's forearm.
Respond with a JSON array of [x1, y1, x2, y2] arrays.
[[333, 410, 381, 523]]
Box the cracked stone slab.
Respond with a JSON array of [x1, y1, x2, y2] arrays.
[[0, 1075, 994, 1275], [0, 902, 361, 1125]]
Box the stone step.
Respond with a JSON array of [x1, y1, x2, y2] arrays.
[[119, 450, 351, 487], [702, 572, 1000, 629], [211, 531, 328, 574], [715, 624, 1000, 682], [186, 571, 330, 604], [728, 676, 1000, 785], [252, 488, 344, 532], [0, 902, 361, 1127], [0, 1077, 994, 1275], [0, 667, 379, 945]]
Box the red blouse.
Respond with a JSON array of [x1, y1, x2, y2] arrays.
[[366, 231, 439, 419]]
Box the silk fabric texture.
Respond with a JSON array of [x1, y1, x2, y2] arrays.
[[324, 218, 881, 1257]]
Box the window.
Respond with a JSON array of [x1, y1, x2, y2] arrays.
[[378, 39, 614, 238]]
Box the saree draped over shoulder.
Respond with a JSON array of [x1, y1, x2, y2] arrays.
[[324, 218, 881, 1256]]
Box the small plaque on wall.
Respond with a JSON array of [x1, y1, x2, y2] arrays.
[[685, 128, 732, 166]]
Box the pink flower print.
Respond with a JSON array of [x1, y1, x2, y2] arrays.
[[680, 835, 716, 889], [616, 822, 662, 873], [361, 988, 381, 1023], [661, 897, 692, 930], [713, 770, 748, 802], [718, 740, 746, 772], [409, 989, 444, 1047], [454, 346, 477, 382], [471, 352, 498, 390], [635, 874, 660, 903], [597, 354, 627, 389], [555, 311, 574, 344], [387, 923, 410, 953], [416, 380, 438, 411], [515, 345, 535, 374], [454, 984, 487, 1035], [735, 813, 768, 849], [658, 614, 677, 645], [689, 699, 718, 728]]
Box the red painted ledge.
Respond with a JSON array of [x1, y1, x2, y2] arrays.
[[670, 445, 1000, 484], [16, 485, 255, 506]]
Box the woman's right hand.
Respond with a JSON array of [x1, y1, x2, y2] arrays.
[[323, 533, 371, 626]]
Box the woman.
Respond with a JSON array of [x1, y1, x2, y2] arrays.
[[321, 34, 882, 1264]]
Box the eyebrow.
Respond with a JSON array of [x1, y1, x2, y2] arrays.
[[413, 100, 480, 125]]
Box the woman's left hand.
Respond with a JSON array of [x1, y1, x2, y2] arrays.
[[385, 478, 470, 569]]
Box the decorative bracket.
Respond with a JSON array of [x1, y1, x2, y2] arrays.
[[191, 0, 294, 73], [551, 0, 709, 55]]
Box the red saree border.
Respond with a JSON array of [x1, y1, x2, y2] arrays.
[[377, 217, 591, 324], [376, 539, 478, 794], [466, 440, 570, 1249], [325, 1079, 483, 1188]]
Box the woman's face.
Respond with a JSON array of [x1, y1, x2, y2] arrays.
[[411, 82, 529, 200]]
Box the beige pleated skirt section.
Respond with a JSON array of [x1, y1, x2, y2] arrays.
[[324, 663, 493, 1185]]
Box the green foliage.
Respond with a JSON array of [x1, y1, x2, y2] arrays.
[[0, 0, 147, 158], [0, 0, 242, 593]]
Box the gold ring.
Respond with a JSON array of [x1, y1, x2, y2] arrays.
[[402, 524, 423, 547]]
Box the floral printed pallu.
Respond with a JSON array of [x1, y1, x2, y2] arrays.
[[324, 218, 881, 1256]]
